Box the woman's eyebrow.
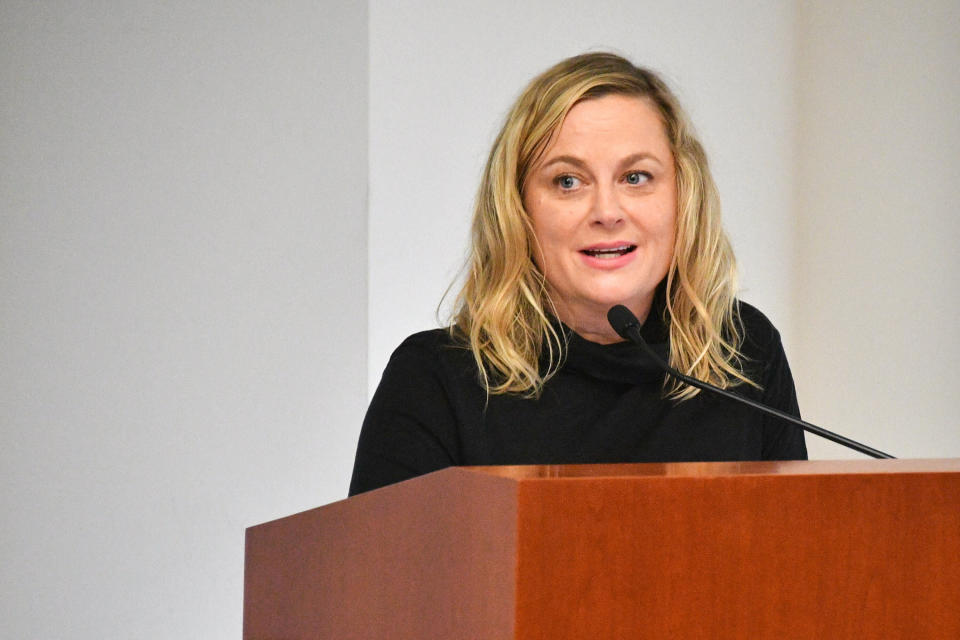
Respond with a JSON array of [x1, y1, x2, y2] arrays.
[[539, 152, 665, 171], [619, 152, 664, 169], [539, 154, 588, 170]]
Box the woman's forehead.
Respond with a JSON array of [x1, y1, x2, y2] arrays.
[[539, 95, 672, 166]]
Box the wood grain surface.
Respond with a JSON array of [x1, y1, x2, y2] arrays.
[[244, 460, 960, 639], [512, 462, 960, 639], [244, 468, 518, 639]]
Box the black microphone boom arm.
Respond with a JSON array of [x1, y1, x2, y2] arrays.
[[606, 304, 895, 459]]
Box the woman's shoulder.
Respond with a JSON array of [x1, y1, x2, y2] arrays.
[[383, 327, 474, 379], [393, 327, 452, 350], [390, 327, 465, 358], [734, 300, 785, 360]]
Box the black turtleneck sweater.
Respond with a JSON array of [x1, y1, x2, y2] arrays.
[[349, 301, 807, 495]]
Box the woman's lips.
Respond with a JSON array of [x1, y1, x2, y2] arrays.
[[580, 244, 637, 259], [579, 243, 638, 268]]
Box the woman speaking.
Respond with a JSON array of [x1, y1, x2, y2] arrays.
[[350, 52, 806, 496]]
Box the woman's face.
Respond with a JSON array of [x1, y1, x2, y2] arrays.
[[523, 94, 677, 338]]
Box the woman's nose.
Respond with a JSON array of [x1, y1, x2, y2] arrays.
[[590, 184, 624, 226]]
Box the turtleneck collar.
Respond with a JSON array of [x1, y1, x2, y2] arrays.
[[551, 282, 671, 385]]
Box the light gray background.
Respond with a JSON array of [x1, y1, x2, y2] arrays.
[[2, 1, 957, 637]]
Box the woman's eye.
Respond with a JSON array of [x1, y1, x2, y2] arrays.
[[625, 171, 651, 185], [556, 175, 580, 190]]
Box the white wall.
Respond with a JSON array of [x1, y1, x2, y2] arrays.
[[794, 0, 960, 459], [0, 2, 367, 638], [368, 0, 798, 396]]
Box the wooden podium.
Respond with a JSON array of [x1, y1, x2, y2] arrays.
[[244, 459, 960, 639]]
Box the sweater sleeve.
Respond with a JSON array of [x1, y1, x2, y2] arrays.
[[348, 332, 463, 495]]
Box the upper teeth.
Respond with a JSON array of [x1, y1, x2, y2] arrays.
[[588, 246, 630, 254]]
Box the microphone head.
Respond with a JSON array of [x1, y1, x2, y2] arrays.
[[607, 304, 641, 340]]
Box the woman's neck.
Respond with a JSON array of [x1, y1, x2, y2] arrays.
[[550, 294, 654, 345]]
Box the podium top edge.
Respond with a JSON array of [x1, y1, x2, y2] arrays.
[[458, 458, 960, 480], [245, 459, 960, 531]]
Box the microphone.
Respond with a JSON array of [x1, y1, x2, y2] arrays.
[[607, 304, 895, 459]]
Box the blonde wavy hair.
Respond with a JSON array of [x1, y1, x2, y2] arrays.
[[451, 52, 756, 400]]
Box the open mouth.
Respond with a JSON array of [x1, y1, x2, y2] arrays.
[[581, 244, 637, 259]]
